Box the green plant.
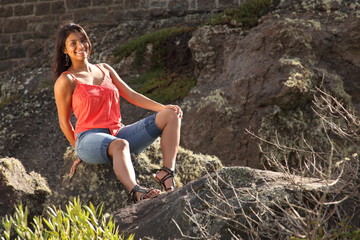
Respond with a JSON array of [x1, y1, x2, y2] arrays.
[[114, 26, 192, 68], [1, 198, 132, 240], [114, 26, 196, 104], [135, 71, 196, 103], [205, 0, 274, 29]]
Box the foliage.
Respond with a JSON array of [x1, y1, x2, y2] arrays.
[[134, 70, 196, 103], [0, 198, 132, 240], [114, 26, 192, 69], [205, 0, 274, 29], [113, 26, 195, 104]]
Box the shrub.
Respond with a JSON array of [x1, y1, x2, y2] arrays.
[[114, 26, 192, 68], [0, 198, 132, 240]]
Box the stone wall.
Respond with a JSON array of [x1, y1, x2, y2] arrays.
[[0, 0, 242, 72]]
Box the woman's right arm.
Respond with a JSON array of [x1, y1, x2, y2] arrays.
[[54, 75, 76, 147]]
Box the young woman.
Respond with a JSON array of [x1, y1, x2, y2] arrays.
[[52, 22, 182, 203]]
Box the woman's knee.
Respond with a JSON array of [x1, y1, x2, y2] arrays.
[[156, 109, 180, 129], [108, 139, 129, 157]]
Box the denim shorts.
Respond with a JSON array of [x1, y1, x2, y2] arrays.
[[75, 114, 162, 164]]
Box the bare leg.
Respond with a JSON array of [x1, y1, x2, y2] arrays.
[[155, 109, 181, 190], [108, 139, 160, 200]]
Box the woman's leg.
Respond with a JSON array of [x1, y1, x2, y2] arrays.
[[107, 139, 160, 200], [107, 139, 136, 191], [155, 109, 181, 189]]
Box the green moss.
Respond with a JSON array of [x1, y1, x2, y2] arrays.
[[205, 0, 274, 29], [135, 71, 196, 103], [114, 26, 193, 68], [130, 69, 165, 86], [218, 167, 255, 187], [141, 140, 223, 188], [114, 26, 196, 104], [176, 148, 223, 186]]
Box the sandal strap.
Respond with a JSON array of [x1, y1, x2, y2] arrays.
[[129, 185, 153, 203], [154, 166, 176, 191]]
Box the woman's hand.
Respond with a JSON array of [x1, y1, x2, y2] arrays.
[[69, 158, 82, 176], [164, 105, 183, 119]]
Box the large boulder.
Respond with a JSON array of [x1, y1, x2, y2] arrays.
[[0, 157, 51, 218], [113, 166, 354, 240], [181, 0, 360, 166], [48, 140, 223, 212], [0, 1, 359, 220]]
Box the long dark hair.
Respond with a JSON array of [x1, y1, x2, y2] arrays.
[[51, 22, 92, 82]]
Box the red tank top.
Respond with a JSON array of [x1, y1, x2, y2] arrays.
[[64, 65, 123, 137]]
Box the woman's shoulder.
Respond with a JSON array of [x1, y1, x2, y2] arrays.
[[96, 63, 117, 78], [96, 62, 113, 71], [54, 72, 75, 89]]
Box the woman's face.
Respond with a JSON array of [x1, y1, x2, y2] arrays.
[[63, 31, 90, 62]]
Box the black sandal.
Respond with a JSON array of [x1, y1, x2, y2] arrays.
[[128, 185, 160, 203], [153, 166, 176, 192]]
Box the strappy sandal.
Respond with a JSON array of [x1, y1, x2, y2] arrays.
[[128, 184, 160, 203], [152, 166, 176, 192]]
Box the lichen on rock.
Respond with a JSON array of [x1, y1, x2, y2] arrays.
[[280, 57, 315, 92], [0, 157, 51, 217], [196, 89, 234, 118]]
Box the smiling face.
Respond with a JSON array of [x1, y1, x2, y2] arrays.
[[63, 31, 90, 62]]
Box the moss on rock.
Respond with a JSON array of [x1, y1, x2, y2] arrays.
[[218, 167, 255, 188], [135, 71, 196, 104], [49, 140, 223, 212], [114, 26, 192, 67], [113, 26, 196, 104], [196, 89, 234, 118]]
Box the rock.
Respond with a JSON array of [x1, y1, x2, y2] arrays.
[[168, 0, 189, 12], [0, 0, 359, 185], [48, 141, 223, 213], [181, 0, 359, 166], [113, 166, 340, 239], [0, 157, 51, 217], [0, 0, 359, 229]]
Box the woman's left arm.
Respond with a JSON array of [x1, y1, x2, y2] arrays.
[[103, 63, 182, 117]]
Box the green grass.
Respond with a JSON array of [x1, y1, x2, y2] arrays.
[[1, 198, 132, 240], [205, 0, 274, 29], [135, 71, 196, 103], [114, 26, 196, 104], [114, 26, 193, 69], [130, 69, 165, 86]]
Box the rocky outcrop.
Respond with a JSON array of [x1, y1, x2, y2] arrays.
[[181, 0, 360, 166], [1, 0, 359, 180], [0, 157, 51, 217], [0, 0, 359, 234], [49, 141, 223, 212], [113, 166, 341, 240]]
